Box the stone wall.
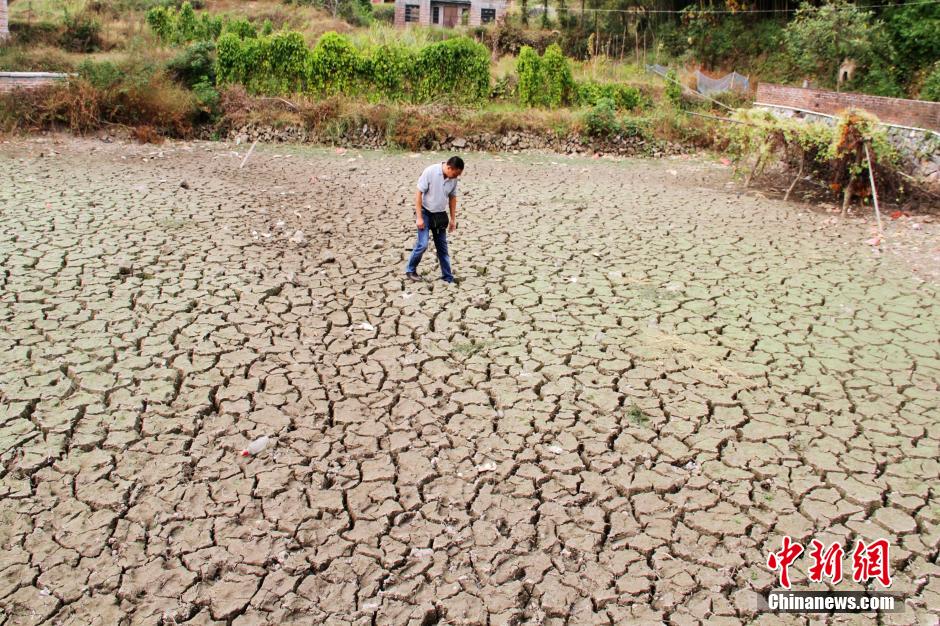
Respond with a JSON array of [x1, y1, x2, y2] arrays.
[[0, 72, 70, 93], [755, 83, 940, 132], [226, 123, 685, 159]]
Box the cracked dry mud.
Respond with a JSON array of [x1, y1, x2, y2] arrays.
[[0, 136, 938, 626]]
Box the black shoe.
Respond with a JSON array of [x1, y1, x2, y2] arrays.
[[406, 272, 423, 282]]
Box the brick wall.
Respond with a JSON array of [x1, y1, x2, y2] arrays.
[[0, 72, 70, 93], [755, 83, 940, 132]]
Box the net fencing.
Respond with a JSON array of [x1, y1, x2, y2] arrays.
[[695, 70, 750, 95], [646, 65, 750, 95]]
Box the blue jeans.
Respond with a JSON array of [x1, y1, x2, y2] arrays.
[[406, 209, 453, 282]]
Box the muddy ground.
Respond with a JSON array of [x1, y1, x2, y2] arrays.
[[0, 135, 938, 625]]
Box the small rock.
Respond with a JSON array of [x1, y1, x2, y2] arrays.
[[290, 230, 306, 245], [320, 250, 336, 263], [452, 137, 468, 149], [180, 181, 190, 189]]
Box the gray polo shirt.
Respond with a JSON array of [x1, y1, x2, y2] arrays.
[[417, 163, 458, 213]]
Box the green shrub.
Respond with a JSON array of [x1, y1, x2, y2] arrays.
[[413, 37, 490, 104], [517, 45, 542, 107], [216, 32, 261, 86], [263, 31, 310, 94], [176, 2, 198, 42], [60, 10, 102, 52], [577, 81, 642, 110], [146, 2, 227, 44], [167, 40, 216, 87], [515, 44, 575, 108], [309, 32, 367, 96], [223, 18, 258, 40], [582, 97, 619, 137], [920, 63, 940, 102], [370, 43, 414, 101], [146, 6, 175, 41], [192, 77, 220, 116], [541, 44, 574, 108], [78, 60, 125, 89], [665, 69, 682, 108]]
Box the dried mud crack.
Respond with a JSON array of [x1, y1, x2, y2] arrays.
[[0, 136, 937, 625]]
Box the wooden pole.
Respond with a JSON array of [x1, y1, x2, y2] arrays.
[[864, 142, 884, 239], [240, 139, 258, 169]]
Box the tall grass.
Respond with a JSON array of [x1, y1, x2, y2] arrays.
[[345, 23, 460, 50]]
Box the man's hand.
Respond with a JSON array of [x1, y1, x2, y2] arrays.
[[448, 220, 457, 233], [416, 215, 425, 230]]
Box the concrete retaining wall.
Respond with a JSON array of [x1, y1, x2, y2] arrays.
[[0, 72, 70, 93]]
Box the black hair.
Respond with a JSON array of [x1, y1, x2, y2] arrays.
[[446, 156, 465, 171]]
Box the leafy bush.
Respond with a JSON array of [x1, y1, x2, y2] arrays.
[[516, 44, 574, 108], [582, 97, 618, 137], [216, 32, 261, 86], [920, 63, 940, 102], [167, 40, 216, 88], [540, 44, 574, 108], [192, 77, 220, 117], [263, 31, 311, 94], [60, 11, 102, 52], [664, 69, 682, 108], [413, 37, 490, 104], [223, 18, 258, 40], [215, 31, 488, 104], [78, 60, 126, 89], [517, 46, 542, 107], [146, 2, 225, 44], [577, 81, 642, 110], [370, 43, 414, 101], [309, 31, 367, 96]]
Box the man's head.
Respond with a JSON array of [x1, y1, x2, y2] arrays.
[[443, 156, 464, 179]]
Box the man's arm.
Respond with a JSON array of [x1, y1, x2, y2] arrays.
[[415, 191, 424, 229], [448, 195, 457, 232]]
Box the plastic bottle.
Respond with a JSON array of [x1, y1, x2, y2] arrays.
[[242, 436, 270, 457]]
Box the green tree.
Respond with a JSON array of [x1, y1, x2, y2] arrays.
[[883, 3, 940, 82], [783, 1, 894, 89]]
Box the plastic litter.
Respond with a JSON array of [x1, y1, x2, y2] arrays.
[[242, 436, 270, 457]]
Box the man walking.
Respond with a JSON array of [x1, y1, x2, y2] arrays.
[[405, 156, 464, 284]]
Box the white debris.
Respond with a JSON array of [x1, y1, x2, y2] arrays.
[[477, 461, 497, 473], [547, 445, 564, 455], [274, 220, 285, 229], [410, 548, 434, 559], [683, 460, 699, 471], [357, 322, 375, 331], [289, 230, 306, 244]]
